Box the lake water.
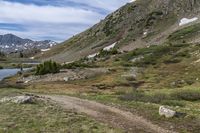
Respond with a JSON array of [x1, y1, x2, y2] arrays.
[[0, 69, 21, 81]]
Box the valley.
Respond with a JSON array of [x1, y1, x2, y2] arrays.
[[1, 0, 200, 133]]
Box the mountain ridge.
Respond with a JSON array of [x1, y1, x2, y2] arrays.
[[0, 34, 57, 53]]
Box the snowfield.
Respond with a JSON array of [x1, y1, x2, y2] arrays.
[[103, 42, 117, 51], [179, 17, 198, 26]]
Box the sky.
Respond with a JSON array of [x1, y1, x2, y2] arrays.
[[0, 0, 131, 42]]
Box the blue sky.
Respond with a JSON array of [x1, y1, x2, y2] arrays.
[[0, 0, 131, 42]]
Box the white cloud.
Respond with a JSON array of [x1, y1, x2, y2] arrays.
[[0, 1, 103, 24], [66, 0, 130, 12], [0, 0, 129, 41]]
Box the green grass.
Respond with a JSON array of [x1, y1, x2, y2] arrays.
[[0, 88, 122, 133], [77, 88, 200, 133]]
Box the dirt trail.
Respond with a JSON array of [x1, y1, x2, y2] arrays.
[[44, 95, 175, 133]]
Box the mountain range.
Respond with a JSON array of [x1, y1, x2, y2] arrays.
[[0, 34, 57, 53]]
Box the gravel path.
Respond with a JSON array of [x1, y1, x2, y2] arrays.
[[44, 95, 176, 133]]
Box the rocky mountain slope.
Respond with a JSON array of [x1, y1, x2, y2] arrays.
[[38, 0, 200, 63], [0, 34, 57, 53]]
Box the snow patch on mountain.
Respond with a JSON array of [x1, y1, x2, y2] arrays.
[[87, 52, 99, 58], [179, 17, 198, 26], [103, 42, 117, 51]]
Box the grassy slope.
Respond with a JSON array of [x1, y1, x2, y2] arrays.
[[26, 39, 200, 132]]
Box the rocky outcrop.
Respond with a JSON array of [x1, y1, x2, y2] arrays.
[[20, 68, 109, 83]]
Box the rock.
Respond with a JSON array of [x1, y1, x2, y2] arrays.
[[159, 106, 176, 118], [63, 77, 69, 82], [0, 96, 36, 104]]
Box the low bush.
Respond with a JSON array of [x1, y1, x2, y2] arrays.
[[161, 100, 185, 107], [120, 91, 169, 103], [148, 93, 169, 103], [171, 90, 200, 101], [97, 48, 119, 58], [163, 58, 182, 64], [0, 65, 3, 69]]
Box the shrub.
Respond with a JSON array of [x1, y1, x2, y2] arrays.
[[97, 48, 119, 58], [35, 60, 60, 75], [62, 61, 92, 69], [120, 91, 170, 104], [147, 93, 169, 103], [171, 90, 200, 101], [0, 66, 3, 69]]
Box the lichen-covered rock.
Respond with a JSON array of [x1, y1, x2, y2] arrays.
[[159, 106, 176, 118], [0, 96, 36, 104]]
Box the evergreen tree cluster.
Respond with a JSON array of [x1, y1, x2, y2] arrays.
[[35, 60, 60, 75]]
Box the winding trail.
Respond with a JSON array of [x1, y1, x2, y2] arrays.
[[44, 95, 175, 133]]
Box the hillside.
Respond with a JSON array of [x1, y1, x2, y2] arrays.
[[39, 0, 200, 63]]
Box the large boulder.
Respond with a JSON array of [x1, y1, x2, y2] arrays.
[[159, 106, 176, 118]]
